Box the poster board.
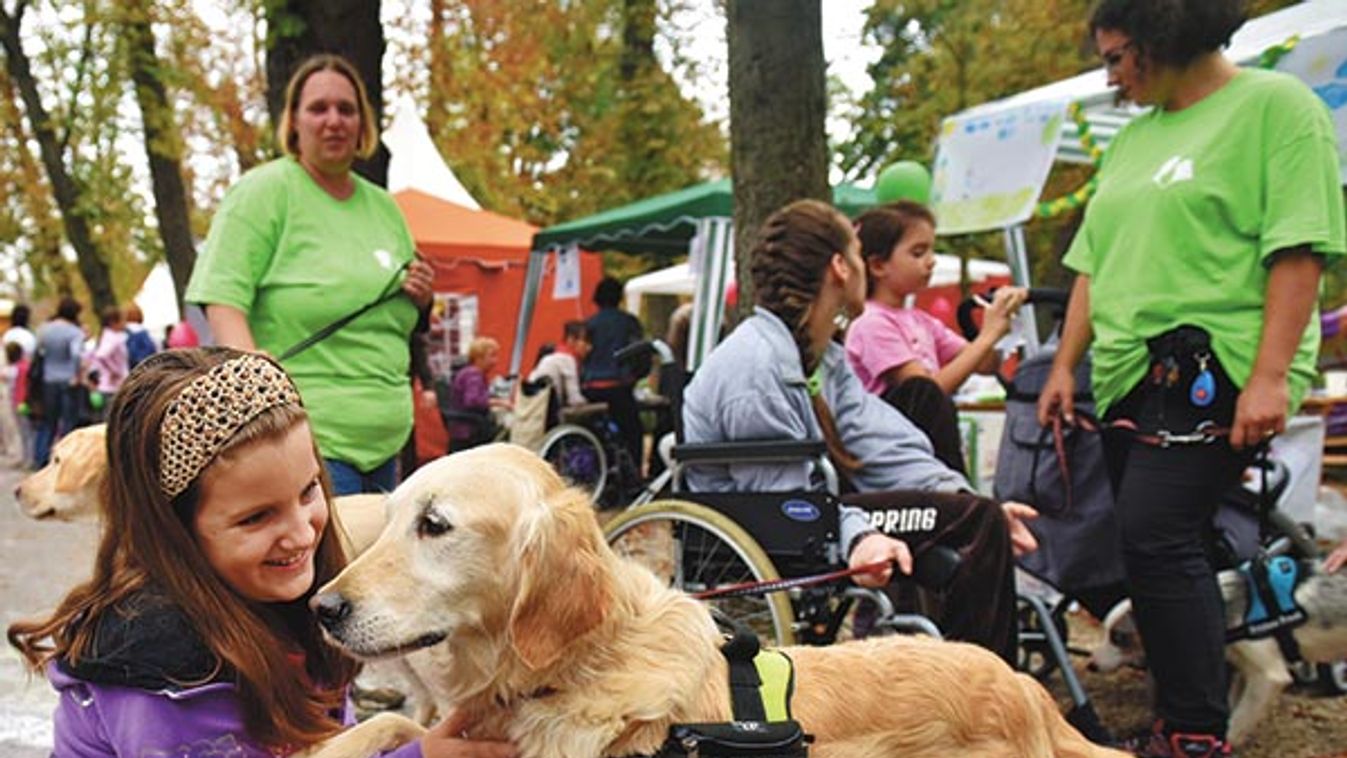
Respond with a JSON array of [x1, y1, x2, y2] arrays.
[[930, 99, 1068, 235]]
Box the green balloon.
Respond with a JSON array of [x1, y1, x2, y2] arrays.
[[875, 160, 932, 205], [89, 391, 104, 411]]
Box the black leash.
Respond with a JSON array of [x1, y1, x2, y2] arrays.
[[277, 258, 414, 362]]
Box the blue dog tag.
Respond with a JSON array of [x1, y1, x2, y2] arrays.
[[1190, 353, 1215, 408]]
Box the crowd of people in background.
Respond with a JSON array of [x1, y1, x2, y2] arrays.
[[0, 299, 166, 470], [6, 5, 1347, 750]]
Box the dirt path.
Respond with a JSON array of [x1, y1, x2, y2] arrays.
[[1052, 611, 1347, 757]]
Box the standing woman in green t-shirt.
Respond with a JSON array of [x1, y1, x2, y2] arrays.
[[186, 55, 435, 496], [1037, 1, 1345, 754]]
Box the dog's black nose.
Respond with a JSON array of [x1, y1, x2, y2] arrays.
[[311, 591, 352, 628]]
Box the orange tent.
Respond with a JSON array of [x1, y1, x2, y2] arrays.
[[395, 189, 602, 461]]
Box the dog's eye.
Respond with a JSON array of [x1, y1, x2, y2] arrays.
[[1109, 629, 1133, 647], [417, 510, 452, 538]]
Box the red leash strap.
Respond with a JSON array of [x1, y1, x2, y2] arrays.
[[1051, 414, 1074, 514], [692, 560, 891, 600], [1047, 412, 1102, 515], [1107, 417, 1231, 447]]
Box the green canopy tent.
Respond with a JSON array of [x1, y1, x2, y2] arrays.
[[509, 179, 878, 377]]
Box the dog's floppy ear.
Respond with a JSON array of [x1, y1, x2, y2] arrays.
[[508, 487, 612, 671], [54, 432, 105, 493]]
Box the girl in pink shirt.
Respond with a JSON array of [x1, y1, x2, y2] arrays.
[[845, 201, 1025, 471]]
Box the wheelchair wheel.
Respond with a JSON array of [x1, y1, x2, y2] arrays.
[[1016, 595, 1069, 681], [539, 423, 607, 505], [604, 500, 796, 646]]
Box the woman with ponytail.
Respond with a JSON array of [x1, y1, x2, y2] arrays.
[[682, 199, 1038, 662]]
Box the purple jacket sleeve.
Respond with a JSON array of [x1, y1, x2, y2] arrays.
[[52, 670, 426, 758]]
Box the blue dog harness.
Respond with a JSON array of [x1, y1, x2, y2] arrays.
[[1226, 554, 1307, 661]]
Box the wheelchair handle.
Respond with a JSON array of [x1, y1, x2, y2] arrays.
[[956, 287, 1070, 341], [614, 338, 676, 367]]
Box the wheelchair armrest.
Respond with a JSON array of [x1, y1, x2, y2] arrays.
[[672, 439, 827, 463], [559, 401, 610, 423]]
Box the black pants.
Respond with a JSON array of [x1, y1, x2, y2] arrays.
[[584, 383, 643, 473], [1102, 332, 1250, 737], [880, 376, 967, 475], [843, 490, 1017, 664]]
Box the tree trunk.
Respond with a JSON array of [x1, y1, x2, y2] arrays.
[[726, 0, 830, 318], [0, 67, 72, 298], [0, 1, 116, 311], [123, 0, 196, 309], [264, 0, 388, 187]]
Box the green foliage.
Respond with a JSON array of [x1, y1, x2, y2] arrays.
[[839, 0, 1096, 182], [422, 0, 726, 227]]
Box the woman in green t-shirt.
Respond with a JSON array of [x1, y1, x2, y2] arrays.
[[187, 55, 436, 496], [1037, 1, 1344, 755]]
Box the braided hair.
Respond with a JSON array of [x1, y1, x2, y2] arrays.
[[749, 200, 863, 475]]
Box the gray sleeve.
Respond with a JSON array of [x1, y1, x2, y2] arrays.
[[832, 362, 970, 494], [838, 504, 876, 559]]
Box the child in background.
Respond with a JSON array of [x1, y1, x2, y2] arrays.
[[845, 201, 1026, 472], [529, 320, 592, 413], [7, 348, 513, 757], [2, 341, 28, 466]]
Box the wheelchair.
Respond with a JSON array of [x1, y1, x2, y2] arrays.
[[539, 401, 647, 509], [605, 440, 945, 647], [540, 340, 682, 509]]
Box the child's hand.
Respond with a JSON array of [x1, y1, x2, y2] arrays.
[[422, 709, 518, 758], [979, 287, 1028, 340]]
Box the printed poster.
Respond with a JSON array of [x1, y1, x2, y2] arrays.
[[552, 243, 581, 300], [1277, 27, 1347, 183], [930, 99, 1068, 235]]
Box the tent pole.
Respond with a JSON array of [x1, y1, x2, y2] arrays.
[[508, 248, 549, 380], [1003, 224, 1041, 354], [688, 217, 734, 371]]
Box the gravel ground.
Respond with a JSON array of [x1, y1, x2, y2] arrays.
[[1051, 609, 1347, 758]]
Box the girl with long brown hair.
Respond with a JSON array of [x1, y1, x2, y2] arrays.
[[8, 348, 512, 757], [682, 199, 1038, 662]]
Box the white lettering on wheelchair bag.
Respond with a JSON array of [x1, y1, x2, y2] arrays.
[[869, 507, 938, 534]]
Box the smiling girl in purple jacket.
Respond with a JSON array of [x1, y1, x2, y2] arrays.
[[7, 349, 513, 758]]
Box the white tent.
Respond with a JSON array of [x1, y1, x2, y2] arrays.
[[132, 262, 180, 340], [624, 255, 1012, 314], [383, 102, 481, 209], [962, 0, 1347, 165]]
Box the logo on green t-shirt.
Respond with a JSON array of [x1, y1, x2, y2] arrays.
[[1151, 155, 1194, 187]]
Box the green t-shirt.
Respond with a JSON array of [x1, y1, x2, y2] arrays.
[[1064, 69, 1346, 415], [186, 158, 418, 470]]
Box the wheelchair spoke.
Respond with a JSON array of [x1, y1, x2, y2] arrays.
[[609, 508, 789, 644]]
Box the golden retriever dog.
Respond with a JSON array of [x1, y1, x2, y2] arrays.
[[15, 424, 105, 521], [315, 443, 1127, 758]]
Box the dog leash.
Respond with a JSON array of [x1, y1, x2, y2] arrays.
[[693, 561, 891, 600], [277, 257, 416, 362]]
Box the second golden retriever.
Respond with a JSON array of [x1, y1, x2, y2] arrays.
[[316, 443, 1126, 758]]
